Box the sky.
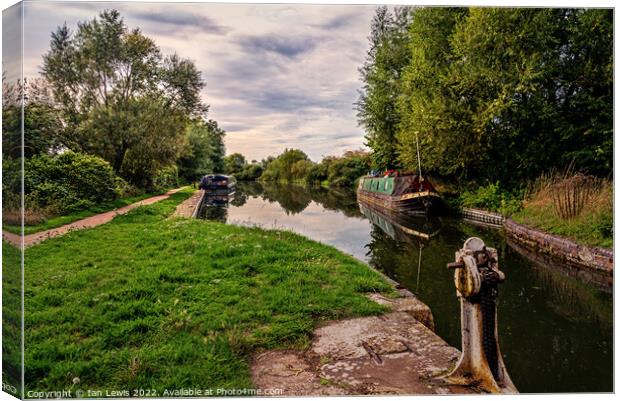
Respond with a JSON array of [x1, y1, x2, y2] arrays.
[[5, 1, 379, 162]]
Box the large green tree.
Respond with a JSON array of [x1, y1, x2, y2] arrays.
[[396, 7, 468, 178], [356, 6, 412, 171], [42, 9, 207, 186]]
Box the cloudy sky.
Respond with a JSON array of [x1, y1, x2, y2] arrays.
[[6, 1, 379, 162]]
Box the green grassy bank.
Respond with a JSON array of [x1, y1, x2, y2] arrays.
[[22, 188, 392, 393]]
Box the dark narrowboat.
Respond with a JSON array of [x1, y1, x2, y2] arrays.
[[199, 174, 236, 195], [356, 172, 441, 215]]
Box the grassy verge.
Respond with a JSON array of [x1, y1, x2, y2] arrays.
[[3, 191, 168, 235], [2, 241, 22, 397], [23, 187, 392, 393], [512, 203, 612, 249]]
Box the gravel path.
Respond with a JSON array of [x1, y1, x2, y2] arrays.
[[2, 187, 187, 248]]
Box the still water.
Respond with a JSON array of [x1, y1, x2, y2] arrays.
[[197, 182, 613, 393]]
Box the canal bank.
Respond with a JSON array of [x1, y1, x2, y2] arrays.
[[194, 181, 613, 393], [19, 188, 432, 393], [177, 190, 486, 395]]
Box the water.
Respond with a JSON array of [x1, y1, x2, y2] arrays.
[[197, 182, 613, 393]]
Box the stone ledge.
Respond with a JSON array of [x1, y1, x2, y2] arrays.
[[504, 218, 613, 290]]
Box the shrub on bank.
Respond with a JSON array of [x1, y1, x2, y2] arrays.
[[24, 152, 119, 214], [152, 165, 179, 192], [459, 182, 523, 216]]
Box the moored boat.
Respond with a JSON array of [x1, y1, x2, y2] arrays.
[[356, 172, 441, 214], [199, 174, 236, 195]]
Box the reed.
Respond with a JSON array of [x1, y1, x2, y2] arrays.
[[514, 167, 612, 248]]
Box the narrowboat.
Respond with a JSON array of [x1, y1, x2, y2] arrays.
[[199, 174, 236, 195], [357, 172, 441, 214]]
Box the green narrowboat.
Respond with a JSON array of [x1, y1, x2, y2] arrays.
[[357, 173, 441, 214]]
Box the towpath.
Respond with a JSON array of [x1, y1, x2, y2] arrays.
[[2, 187, 187, 248]]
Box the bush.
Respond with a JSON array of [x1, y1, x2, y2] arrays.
[[306, 163, 328, 184], [327, 152, 370, 187], [459, 182, 522, 216], [152, 165, 179, 191], [24, 152, 119, 214], [236, 164, 264, 181]]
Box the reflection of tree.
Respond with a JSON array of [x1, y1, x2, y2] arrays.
[[229, 192, 247, 207], [240, 181, 364, 218], [308, 186, 363, 218], [259, 183, 312, 215], [237, 181, 264, 197]]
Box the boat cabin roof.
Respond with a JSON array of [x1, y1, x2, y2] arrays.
[[202, 174, 231, 181]]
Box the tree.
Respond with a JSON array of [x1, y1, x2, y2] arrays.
[[382, 7, 612, 184], [224, 153, 247, 175], [2, 78, 63, 159], [396, 7, 468, 177], [260, 149, 309, 182], [356, 6, 412, 171], [178, 119, 226, 181], [42, 9, 207, 186]]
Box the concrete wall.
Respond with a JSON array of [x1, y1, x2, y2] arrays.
[[504, 219, 613, 290]]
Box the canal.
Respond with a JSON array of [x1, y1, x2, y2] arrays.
[[197, 181, 613, 393]]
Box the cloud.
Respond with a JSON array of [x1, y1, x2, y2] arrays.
[[237, 34, 318, 58], [20, 2, 377, 161], [312, 13, 357, 29], [132, 11, 229, 35]]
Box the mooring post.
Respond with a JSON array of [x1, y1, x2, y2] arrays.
[[442, 237, 518, 394]]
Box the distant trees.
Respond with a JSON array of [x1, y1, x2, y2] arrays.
[[224, 153, 247, 175], [260, 149, 310, 182], [258, 149, 370, 187], [42, 9, 209, 188], [359, 7, 613, 185]]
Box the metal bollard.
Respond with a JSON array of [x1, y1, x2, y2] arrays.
[[442, 237, 518, 393]]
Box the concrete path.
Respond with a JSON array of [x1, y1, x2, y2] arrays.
[[172, 189, 205, 218], [2, 187, 186, 248], [251, 288, 481, 396]]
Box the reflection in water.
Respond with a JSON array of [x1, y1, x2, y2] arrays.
[[197, 181, 612, 393], [196, 194, 233, 223]]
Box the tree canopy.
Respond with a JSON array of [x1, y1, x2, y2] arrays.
[[42, 9, 209, 187], [359, 7, 613, 185]]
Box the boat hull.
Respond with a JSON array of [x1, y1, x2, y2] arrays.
[[357, 188, 441, 215]]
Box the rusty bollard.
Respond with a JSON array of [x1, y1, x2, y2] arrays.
[[442, 237, 518, 394]]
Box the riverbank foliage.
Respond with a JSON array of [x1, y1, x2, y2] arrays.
[[22, 188, 392, 392], [458, 182, 524, 216], [3, 10, 225, 228], [357, 7, 612, 185]]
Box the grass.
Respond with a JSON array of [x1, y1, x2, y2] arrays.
[[3, 192, 167, 235], [22, 187, 393, 393], [512, 174, 612, 249], [2, 241, 22, 398]]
